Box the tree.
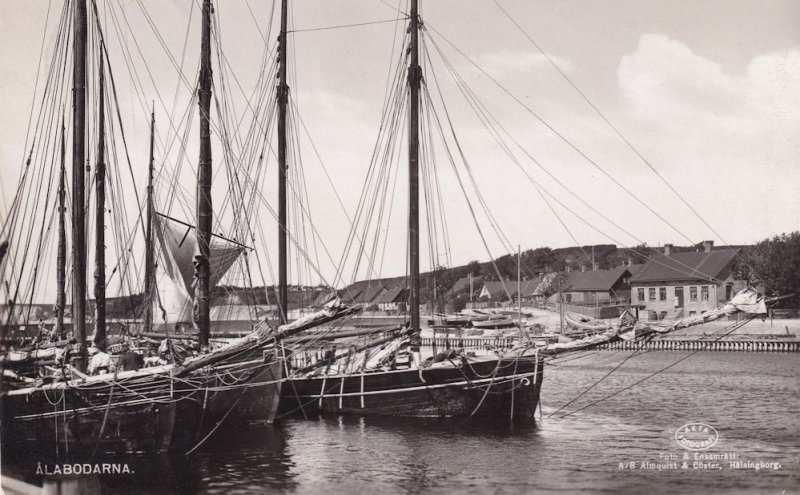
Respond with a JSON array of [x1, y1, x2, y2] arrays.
[[628, 244, 653, 264], [735, 232, 800, 305], [466, 260, 481, 276]]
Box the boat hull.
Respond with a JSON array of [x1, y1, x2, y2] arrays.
[[2, 372, 194, 455], [279, 355, 543, 424], [2, 350, 284, 455]]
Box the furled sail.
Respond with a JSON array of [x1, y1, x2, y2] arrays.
[[152, 214, 245, 326]]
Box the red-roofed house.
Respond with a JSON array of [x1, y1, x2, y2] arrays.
[[629, 241, 740, 320]]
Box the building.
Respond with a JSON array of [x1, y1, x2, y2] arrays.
[[559, 266, 633, 305], [478, 278, 541, 302], [374, 287, 406, 312], [445, 275, 482, 299], [629, 241, 740, 320]]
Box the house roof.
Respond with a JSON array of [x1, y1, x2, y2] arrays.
[[481, 278, 540, 299], [311, 289, 338, 307], [374, 286, 405, 304], [446, 275, 482, 297], [355, 285, 385, 303], [563, 266, 630, 292], [626, 264, 645, 277], [630, 248, 739, 283]]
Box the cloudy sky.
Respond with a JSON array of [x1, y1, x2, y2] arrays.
[[1, 0, 798, 293]]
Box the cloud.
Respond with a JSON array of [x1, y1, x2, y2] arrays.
[[618, 34, 800, 135], [613, 34, 800, 242]]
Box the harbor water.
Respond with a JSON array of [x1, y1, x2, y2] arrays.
[[4, 351, 798, 494]]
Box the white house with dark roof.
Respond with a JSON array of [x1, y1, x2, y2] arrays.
[[629, 241, 740, 320]]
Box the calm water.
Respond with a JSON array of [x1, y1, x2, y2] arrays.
[[5, 352, 799, 494]]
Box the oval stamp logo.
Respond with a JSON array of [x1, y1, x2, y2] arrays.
[[675, 423, 719, 451]]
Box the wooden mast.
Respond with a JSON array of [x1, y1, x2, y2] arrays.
[[196, 0, 213, 347], [277, 0, 289, 324], [143, 109, 155, 333], [408, 0, 422, 347], [72, 0, 88, 370], [56, 121, 67, 339], [93, 47, 107, 351]]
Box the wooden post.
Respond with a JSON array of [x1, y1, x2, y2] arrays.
[[277, 0, 289, 324], [56, 121, 67, 339], [143, 109, 155, 333], [93, 47, 107, 351], [408, 0, 422, 350], [72, 0, 88, 370], [195, 0, 213, 347]]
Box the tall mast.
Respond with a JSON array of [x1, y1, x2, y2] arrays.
[[56, 121, 67, 340], [143, 109, 155, 333], [277, 0, 289, 324], [93, 47, 107, 351], [196, 0, 213, 347], [72, 0, 88, 370], [408, 0, 422, 345]]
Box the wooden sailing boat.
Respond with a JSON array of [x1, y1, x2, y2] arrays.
[[278, 0, 544, 424], [0, 0, 358, 455]]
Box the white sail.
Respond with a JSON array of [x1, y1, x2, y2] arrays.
[[152, 215, 245, 326]]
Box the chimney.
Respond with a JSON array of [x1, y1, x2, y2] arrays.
[[664, 244, 673, 256], [566, 265, 571, 273], [703, 240, 714, 253], [581, 265, 587, 272], [592, 261, 600, 271], [626, 257, 632, 267]]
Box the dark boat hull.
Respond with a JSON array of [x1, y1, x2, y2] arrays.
[[186, 349, 284, 435], [2, 371, 195, 455], [2, 350, 284, 455], [279, 355, 543, 424]]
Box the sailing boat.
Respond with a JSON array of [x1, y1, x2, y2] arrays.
[[0, 0, 358, 455], [277, 0, 544, 424]]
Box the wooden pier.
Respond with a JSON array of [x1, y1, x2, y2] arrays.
[[598, 339, 800, 352], [420, 336, 800, 353]]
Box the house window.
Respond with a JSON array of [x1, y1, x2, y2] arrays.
[[659, 287, 667, 302], [565, 293, 572, 303], [648, 288, 656, 302], [689, 286, 698, 302], [689, 311, 696, 317], [701, 286, 709, 301], [637, 288, 645, 302]]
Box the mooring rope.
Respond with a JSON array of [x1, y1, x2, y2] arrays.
[[556, 315, 759, 418]]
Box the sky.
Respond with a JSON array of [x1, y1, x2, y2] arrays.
[[0, 0, 798, 298]]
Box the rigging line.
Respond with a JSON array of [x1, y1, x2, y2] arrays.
[[420, 34, 522, 271], [559, 315, 758, 418], [423, 23, 699, 247], [420, 89, 511, 300], [0, 0, 69, 241], [423, 35, 722, 285], [547, 346, 646, 418], [3, 0, 55, 216], [288, 18, 405, 33], [492, 0, 728, 246], [373, 0, 409, 17], [426, 33, 645, 247], [420, 39, 535, 283], [422, 33, 595, 269]]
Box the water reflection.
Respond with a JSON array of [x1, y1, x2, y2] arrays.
[[3, 353, 797, 494]]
